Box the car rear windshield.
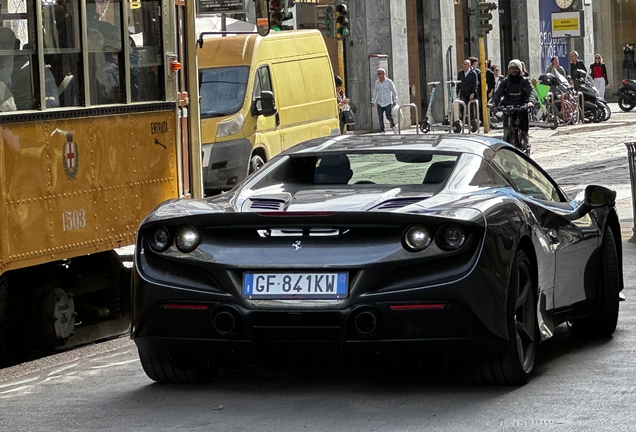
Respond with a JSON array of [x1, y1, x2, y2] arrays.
[[264, 152, 460, 186], [199, 66, 250, 118]]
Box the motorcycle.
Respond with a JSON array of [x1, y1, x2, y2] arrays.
[[617, 78, 636, 112], [572, 69, 609, 122]]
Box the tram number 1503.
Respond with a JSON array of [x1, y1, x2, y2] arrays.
[[62, 209, 87, 232]]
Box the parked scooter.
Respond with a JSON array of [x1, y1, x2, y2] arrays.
[[572, 69, 609, 122], [618, 78, 636, 112]]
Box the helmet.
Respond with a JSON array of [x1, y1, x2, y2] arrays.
[[508, 59, 522, 71], [334, 76, 343, 87]]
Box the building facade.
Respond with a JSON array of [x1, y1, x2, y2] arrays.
[[248, 1, 631, 130]]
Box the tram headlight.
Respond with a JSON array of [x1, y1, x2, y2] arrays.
[[216, 113, 245, 138], [175, 225, 200, 253], [148, 226, 171, 253]]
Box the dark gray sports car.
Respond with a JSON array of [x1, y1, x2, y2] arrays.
[[132, 134, 622, 385]]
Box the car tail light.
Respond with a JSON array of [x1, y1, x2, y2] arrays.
[[175, 225, 200, 253], [402, 225, 432, 252], [623, 79, 628, 85], [436, 224, 466, 251], [389, 303, 445, 310], [163, 303, 209, 311], [148, 226, 171, 252]]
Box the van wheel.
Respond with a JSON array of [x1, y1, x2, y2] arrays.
[[249, 155, 265, 175]]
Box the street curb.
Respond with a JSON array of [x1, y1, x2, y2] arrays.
[[550, 120, 636, 137]]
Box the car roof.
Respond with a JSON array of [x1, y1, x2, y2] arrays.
[[282, 134, 511, 161]]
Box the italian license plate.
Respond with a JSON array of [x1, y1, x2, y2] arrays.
[[243, 272, 348, 299]]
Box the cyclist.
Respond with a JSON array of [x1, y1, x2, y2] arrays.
[[489, 59, 536, 154]]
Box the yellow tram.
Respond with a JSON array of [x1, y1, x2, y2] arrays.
[[0, 0, 202, 364]]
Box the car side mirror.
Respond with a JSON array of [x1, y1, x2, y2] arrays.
[[584, 184, 616, 208], [252, 91, 277, 117], [565, 185, 616, 221]]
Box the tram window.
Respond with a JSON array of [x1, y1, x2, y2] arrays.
[[87, 0, 124, 105], [42, 1, 82, 107], [1, 0, 37, 111], [128, 0, 164, 102]]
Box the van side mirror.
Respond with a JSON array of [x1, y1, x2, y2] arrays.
[[252, 91, 277, 117], [255, 0, 270, 37]]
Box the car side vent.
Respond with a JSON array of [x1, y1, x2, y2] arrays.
[[248, 198, 285, 211], [373, 198, 424, 210]]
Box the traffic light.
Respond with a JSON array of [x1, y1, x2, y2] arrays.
[[317, 4, 335, 38], [269, 0, 283, 31], [478, 2, 497, 35], [335, 0, 349, 38]]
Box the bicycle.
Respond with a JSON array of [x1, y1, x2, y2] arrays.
[[530, 83, 559, 130], [498, 105, 532, 155]]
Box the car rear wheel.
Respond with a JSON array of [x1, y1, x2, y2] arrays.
[[569, 226, 620, 337], [138, 351, 219, 383], [465, 250, 536, 385]]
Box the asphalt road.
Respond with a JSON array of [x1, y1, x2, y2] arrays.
[[2, 116, 636, 432]]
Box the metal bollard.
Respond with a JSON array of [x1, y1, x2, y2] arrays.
[[625, 142, 636, 243], [397, 103, 420, 134], [450, 100, 467, 133], [577, 92, 585, 125], [467, 99, 480, 133]]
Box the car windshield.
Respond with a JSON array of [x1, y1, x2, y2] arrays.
[[256, 152, 460, 187], [199, 66, 250, 118]]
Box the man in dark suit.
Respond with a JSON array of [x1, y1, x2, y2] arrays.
[[455, 59, 477, 124]]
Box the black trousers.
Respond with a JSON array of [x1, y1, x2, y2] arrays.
[[503, 108, 529, 133]]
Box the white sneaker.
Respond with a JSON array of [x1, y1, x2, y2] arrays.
[[381, 131, 386, 135], [392, 126, 399, 134]]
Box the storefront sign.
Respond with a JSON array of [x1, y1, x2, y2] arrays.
[[551, 11, 584, 38], [197, 0, 246, 15]]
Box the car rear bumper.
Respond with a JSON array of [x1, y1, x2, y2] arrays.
[[132, 275, 509, 368]]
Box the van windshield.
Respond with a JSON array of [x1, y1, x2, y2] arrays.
[[199, 66, 250, 118]]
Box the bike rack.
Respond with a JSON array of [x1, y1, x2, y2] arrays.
[[576, 92, 585, 124], [626, 142, 636, 243], [450, 100, 467, 133], [467, 99, 480, 134], [449, 100, 480, 134], [546, 92, 554, 104], [397, 103, 420, 134]]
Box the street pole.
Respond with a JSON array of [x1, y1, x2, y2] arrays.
[[337, 36, 345, 133], [338, 38, 345, 90], [479, 35, 489, 133], [186, 1, 203, 198]]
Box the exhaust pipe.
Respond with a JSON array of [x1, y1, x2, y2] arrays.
[[354, 310, 379, 335], [213, 310, 236, 335]]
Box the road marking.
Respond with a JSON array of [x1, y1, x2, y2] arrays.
[[0, 385, 31, 395], [0, 377, 38, 390], [90, 359, 138, 369]]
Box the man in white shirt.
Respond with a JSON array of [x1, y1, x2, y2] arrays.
[[371, 68, 399, 134]]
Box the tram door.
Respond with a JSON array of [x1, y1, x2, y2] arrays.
[[174, 1, 192, 197]]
